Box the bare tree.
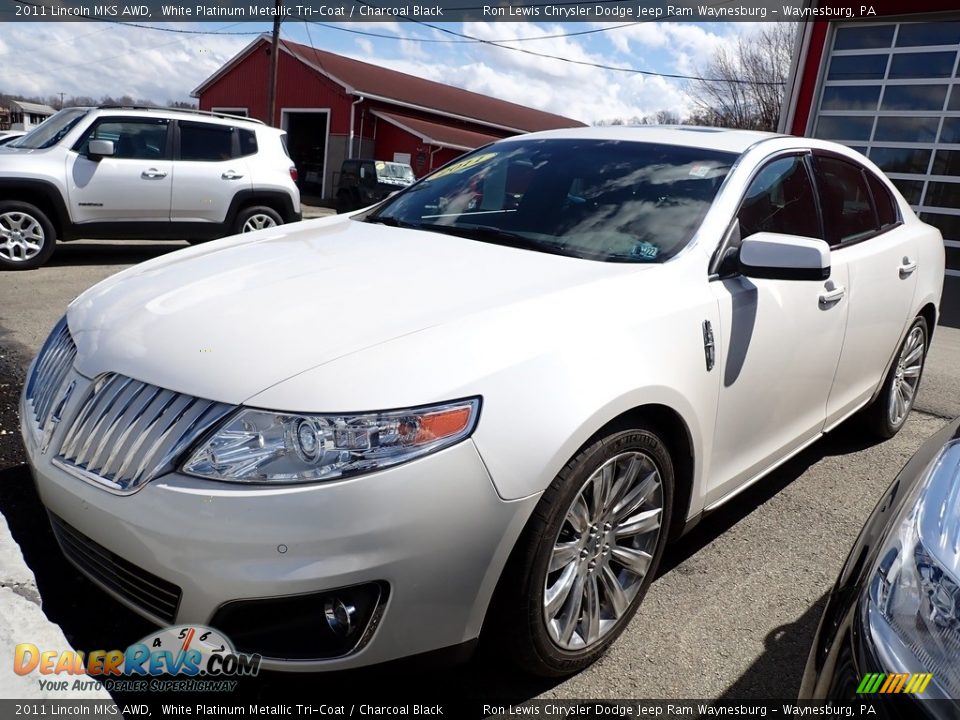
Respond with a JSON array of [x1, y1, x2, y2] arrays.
[[687, 24, 796, 131]]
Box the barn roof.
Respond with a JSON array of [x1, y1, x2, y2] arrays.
[[371, 110, 501, 151], [193, 36, 585, 134]]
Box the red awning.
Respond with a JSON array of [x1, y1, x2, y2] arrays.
[[371, 111, 503, 152]]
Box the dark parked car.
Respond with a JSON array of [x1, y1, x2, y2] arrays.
[[800, 415, 960, 717], [335, 159, 414, 213]]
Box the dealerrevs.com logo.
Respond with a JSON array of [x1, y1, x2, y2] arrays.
[[14, 625, 261, 693]]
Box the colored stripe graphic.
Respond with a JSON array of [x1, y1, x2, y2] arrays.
[[858, 673, 933, 695]]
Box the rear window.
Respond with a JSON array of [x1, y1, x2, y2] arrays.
[[815, 156, 878, 245], [239, 129, 258, 157], [179, 121, 233, 162], [866, 172, 899, 229]]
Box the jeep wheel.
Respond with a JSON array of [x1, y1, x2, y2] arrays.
[[235, 206, 283, 235], [0, 201, 56, 271]]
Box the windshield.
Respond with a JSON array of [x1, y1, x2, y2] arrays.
[[13, 108, 89, 150], [367, 139, 736, 263], [375, 161, 415, 185]]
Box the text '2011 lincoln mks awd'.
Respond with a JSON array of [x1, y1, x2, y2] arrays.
[[21, 127, 944, 675]]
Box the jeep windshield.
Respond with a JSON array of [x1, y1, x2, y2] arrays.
[[375, 161, 415, 186], [13, 108, 89, 150], [366, 138, 736, 263]]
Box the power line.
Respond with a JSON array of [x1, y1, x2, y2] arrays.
[[344, 3, 785, 86], [311, 21, 647, 44]]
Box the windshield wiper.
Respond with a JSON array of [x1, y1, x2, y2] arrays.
[[365, 215, 417, 228], [417, 223, 568, 255]]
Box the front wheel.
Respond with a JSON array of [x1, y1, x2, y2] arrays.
[[0, 201, 56, 270], [863, 315, 928, 439], [495, 427, 674, 676], [234, 205, 283, 235]]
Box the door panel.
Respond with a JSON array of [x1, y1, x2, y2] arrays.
[[824, 229, 918, 424], [708, 266, 849, 504], [66, 118, 172, 224], [170, 121, 251, 224], [706, 153, 848, 505], [813, 155, 919, 425]]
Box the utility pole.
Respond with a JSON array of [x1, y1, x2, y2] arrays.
[[266, 1, 282, 127], [58, 92, 65, 110]]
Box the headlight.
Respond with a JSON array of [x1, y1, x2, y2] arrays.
[[863, 440, 960, 699], [181, 398, 480, 484]]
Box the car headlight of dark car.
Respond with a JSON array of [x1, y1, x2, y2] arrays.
[[862, 439, 960, 699]]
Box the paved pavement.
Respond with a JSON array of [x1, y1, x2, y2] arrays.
[[0, 235, 958, 703]]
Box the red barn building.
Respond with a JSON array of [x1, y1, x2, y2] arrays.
[[780, 4, 960, 324], [193, 35, 585, 200]]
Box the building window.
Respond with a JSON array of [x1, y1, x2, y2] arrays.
[[812, 19, 960, 276]]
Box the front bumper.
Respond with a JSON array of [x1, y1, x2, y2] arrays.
[[21, 371, 538, 671]]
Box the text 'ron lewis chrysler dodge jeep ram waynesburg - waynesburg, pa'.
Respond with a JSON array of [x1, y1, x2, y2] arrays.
[[20, 126, 944, 675]]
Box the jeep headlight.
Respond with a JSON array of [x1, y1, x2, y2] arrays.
[[863, 440, 960, 699], [182, 398, 480, 483]]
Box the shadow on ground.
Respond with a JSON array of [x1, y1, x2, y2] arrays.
[[49, 241, 188, 267]]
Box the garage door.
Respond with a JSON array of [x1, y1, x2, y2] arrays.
[[811, 20, 960, 279]]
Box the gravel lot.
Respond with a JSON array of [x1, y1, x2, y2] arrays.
[[1, 238, 957, 707]]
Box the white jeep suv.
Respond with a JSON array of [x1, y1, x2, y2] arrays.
[[0, 106, 301, 270]]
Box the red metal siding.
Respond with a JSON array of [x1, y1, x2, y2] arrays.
[[790, 21, 830, 136], [371, 119, 466, 177], [199, 42, 354, 130]]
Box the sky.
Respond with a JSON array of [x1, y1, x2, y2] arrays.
[[0, 20, 765, 124]]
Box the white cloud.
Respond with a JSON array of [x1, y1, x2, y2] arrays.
[[0, 21, 739, 124], [0, 23, 251, 103]]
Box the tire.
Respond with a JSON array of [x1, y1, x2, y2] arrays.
[[0, 201, 56, 270], [863, 315, 928, 439], [233, 205, 283, 235], [494, 427, 674, 676]]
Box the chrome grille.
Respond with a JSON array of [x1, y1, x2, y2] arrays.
[[55, 373, 234, 492], [49, 513, 182, 624], [25, 317, 77, 430]]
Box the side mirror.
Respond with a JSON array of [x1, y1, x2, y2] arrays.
[[738, 232, 830, 281], [87, 139, 115, 159]]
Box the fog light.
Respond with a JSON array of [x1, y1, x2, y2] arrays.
[[324, 597, 357, 637]]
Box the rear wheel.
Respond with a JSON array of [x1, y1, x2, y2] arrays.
[[0, 201, 56, 270], [234, 205, 282, 235], [495, 427, 674, 676], [863, 316, 928, 438]]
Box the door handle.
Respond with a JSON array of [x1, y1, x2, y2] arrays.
[[221, 171, 244, 180], [819, 286, 846, 306], [141, 169, 167, 179], [899, 258, 918, 278]]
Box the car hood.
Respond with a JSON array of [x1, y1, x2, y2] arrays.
[[67, 215, 638, 404]]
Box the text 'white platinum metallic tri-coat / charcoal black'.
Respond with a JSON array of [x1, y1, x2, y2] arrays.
[[21, 126, 945, 675]]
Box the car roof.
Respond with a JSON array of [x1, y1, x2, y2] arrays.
[[500, 125, 783, 154], [77, 106, 273, 131]]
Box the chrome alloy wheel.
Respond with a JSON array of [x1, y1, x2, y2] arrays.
[[241, 213, 278, 232], [0, 211, 45, 263], [888, 325, 925, 428], [543, 451, 664, 650]]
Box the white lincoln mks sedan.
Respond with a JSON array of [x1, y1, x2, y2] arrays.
[[21, 127, 944, 675]]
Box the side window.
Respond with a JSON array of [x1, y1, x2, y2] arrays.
[[737, 155, 821, 240], [238, 129, 258, 157], [865, 171, 899, 229], [815, 156, 878, 246], [179, 121, 234, 162], [75, 119, 168, 160]]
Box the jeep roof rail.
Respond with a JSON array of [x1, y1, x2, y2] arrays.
[[95, 105, 266, 125]]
